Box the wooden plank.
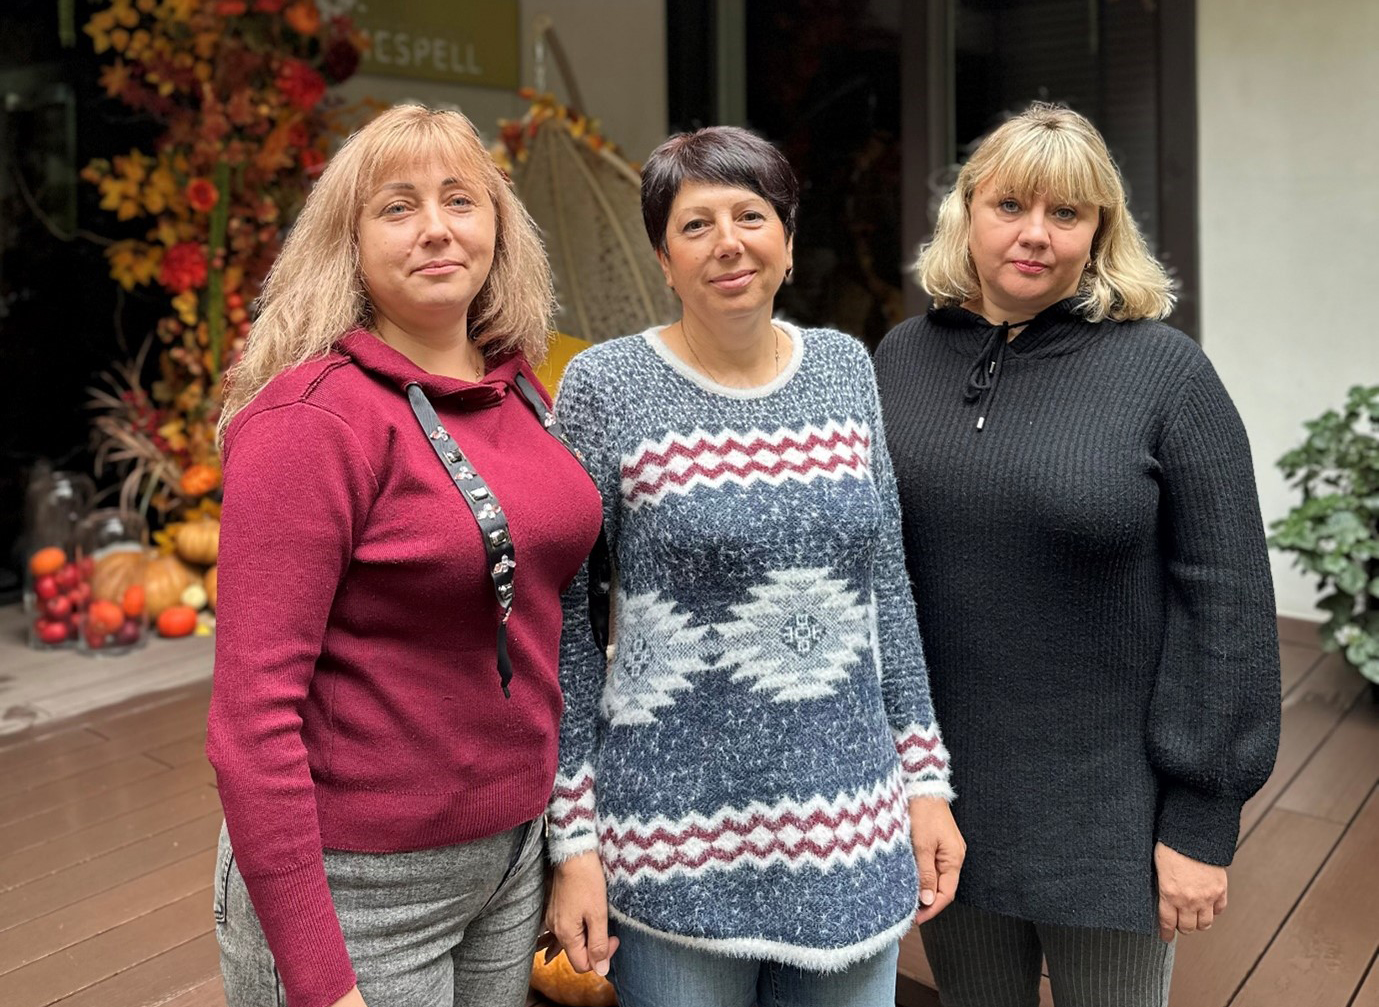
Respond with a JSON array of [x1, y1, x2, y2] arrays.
[[0, 755, 171, 829], [0, 785, 220, 891], [1281, 642, 1323, 699], [48, 930, 220, 1007], [0, 811, 221, 930], [1276, 701, 1379, 825], [144, 736, 210, 770], [1231, 787, 1379, 1007], [0, 728, 106, 773], [5, 891, 209, 1006], [0, 760, 216, 855], [1171, 808, 1343, 1007], [1278, 616, 1324, 648], [0, 713, 205, 801], [85, 690, 211, 744], [158, 977, 226, 1007], [1352, 956, 1379, 1007], [0, 848, 215, 975], [1239, 654, 1366, 841]]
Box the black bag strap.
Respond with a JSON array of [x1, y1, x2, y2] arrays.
[[512, 374, 612, 655], [406, 383, 518, 698], [405, 372, 613, 700]]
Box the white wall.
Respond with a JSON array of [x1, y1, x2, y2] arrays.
[[335, 0, 667, 161], [1197, 0, 1379, 619]]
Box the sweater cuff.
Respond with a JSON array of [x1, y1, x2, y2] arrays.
[[547, 762, 598, 864], [894, 722, 953, 800], [1155, 783, 1243, 867], [242, 859, 356, 1007]]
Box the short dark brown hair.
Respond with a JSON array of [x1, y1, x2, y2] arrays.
[[640, 126, 799, 253]]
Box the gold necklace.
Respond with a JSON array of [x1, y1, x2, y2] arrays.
[[680, 321, 780, 387]]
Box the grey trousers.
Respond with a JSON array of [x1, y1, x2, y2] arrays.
[[920, 901, 1175, 1007], [214, 818, 546, 1007]]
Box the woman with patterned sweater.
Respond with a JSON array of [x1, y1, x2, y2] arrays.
[[874, 104, 1280, 1006], [544, 126, 962, 1007]]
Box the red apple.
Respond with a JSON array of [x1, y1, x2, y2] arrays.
[[43, 595, 73, 620], [114, 620, 143, 647], [36, 619, 69, 645], [34, 575, 59, 601], [54, 564, 79, 591]]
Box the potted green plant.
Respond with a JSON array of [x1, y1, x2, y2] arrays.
[[1269, 385, 1379, 693]]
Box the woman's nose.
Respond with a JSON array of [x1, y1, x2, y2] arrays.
[[419, 202, 451, 243]]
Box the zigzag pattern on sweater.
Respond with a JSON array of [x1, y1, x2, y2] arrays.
[[548, 763, 597, 858], [598, 772, 909, 884], [619, 420, 871, 510], [893, 723, 955, 798]]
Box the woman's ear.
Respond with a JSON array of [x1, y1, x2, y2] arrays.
[[656, 247, 674, 289]]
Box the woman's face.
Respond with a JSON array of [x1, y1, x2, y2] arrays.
[[966, 180, 1098, 320], [656, 181, 793, 327], [357, 158, 496, 335]]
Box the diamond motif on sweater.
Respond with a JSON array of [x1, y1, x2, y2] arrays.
[[715, 568, 870, 702], [603, 590, 714, 726]]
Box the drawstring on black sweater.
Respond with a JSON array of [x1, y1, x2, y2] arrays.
[[963, 318, 1034, 431]]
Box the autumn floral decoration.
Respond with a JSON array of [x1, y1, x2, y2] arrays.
[[80, 0, 368, 516]]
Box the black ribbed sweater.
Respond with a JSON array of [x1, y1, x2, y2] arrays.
[[873, 301, 1281, 934]]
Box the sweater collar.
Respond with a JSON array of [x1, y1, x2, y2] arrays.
[[927, 297, 1103, 359], [336, 328, 528, 408]]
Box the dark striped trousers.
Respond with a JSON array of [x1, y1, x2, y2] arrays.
[[920, 902, 1175, 1007]]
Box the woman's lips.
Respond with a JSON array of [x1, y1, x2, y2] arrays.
[[414, 261, 461, 275], [710, 270, 756, 290], [1012, 260, 1049, 275]]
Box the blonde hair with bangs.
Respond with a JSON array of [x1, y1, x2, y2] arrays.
[[219, 104, 555, 444], [916, 103, 1175, 322]]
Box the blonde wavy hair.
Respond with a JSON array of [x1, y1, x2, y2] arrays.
[[218, 104, 555, 444], [916, 103, 1175, 322]]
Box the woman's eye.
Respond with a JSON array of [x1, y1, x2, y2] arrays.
[[1053, 206, 1078, 221], [998, 198, 1021, 213], [382, 202, 409, 215], [741, 211, 765, 222], [448, 194, 474, 208], [683, 219, 708, 233]]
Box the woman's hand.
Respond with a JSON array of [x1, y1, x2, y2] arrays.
[[1154, 841, 1227, 941], [546, 851, 619, 976], [327, 987, 367, 1007], [909, 796, 965, 924]]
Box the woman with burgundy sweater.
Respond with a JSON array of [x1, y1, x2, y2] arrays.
[[206, 105, 603, 1007]]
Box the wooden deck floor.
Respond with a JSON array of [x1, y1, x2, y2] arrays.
[[1, 607, 1376, 1006]]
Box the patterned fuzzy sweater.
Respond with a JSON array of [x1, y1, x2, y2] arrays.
[[546, 322, 953, 970]]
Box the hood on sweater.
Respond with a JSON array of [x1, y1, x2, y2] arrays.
[[926, 297, 1104, 431], [336, 328, 536, 409]]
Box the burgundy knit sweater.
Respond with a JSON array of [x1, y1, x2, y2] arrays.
[[207, 330, 603, 1007]]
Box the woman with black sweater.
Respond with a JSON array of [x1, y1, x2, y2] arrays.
[[873, 103, 1280, 1007]]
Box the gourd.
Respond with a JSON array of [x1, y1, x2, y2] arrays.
[[144, 555, 199, 617], [176, 519, 220, 565], [156, 605, 198, 638], [92, 550, 149, 603], [529, 951, 618, 1007]]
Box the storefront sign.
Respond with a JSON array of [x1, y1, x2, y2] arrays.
[[352, 0, 520, 88]]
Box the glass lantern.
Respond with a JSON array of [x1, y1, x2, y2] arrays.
[[76, 508, 150, 656], [23, 469, 96, 651]]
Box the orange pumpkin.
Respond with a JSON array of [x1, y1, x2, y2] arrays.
[[144, 554, 199, 617], [156, 605, 198, 638], [179, 463, 221, 497], [92, 550, 150, 603], [530, 951, 617, 1007], [175, 519, 220, 565], [205, 565, 217, 610]]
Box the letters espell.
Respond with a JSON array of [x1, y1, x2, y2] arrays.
[[352, 0, 519, 89]]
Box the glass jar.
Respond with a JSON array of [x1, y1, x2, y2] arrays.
[[76, 508, 150, 656], [24, 469, 96, 651]]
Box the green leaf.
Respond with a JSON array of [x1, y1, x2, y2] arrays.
[[1338, 563, 1369, 595], [1360, 659, 1379, 685]]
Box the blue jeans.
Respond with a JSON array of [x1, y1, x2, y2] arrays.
[[608, 919, 901, 1007]]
